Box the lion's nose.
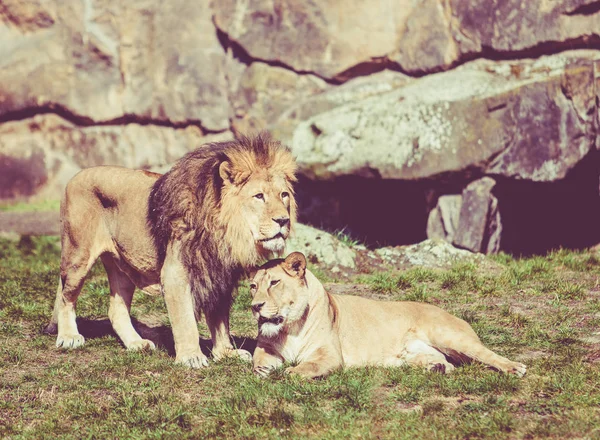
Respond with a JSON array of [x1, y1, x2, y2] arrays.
[[252, 302, 265, 313], [273, 216, 290, 227]]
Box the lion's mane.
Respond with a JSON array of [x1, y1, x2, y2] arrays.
[[147, 133, 297, 316]]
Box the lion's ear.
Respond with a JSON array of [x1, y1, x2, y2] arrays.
[[219, 161, 233, 184], [283, 252, 306, 278]]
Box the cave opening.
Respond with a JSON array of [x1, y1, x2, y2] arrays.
[[493, 150, 600, 256], [296, 150, 600, 256]]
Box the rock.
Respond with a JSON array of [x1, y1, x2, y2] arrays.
[[271, 70, 412, 144], [288, 224, 483, 277], [427, 178, 502, 254], [426, 195, 462, 244], [287, 223, 357, 270], [292, 52, 599, 182], [374, 239, 484, 270], [453, 178, 502, 254], [0, 0, 239, 131], [231, 62, 329, 137], [0, 114, 232, 199], [213, 0, 405, 79], [214, 0, 600, 79]]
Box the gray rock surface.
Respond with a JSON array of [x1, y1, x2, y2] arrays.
[[0, 0, 239, 130], [292, 52, 599, 182], [214, 0, 600, 79], [289, 224, 483, 277], [453, 177, 502, 254], [426, 195, 462, 244], [0, 114, 232, 199], [427, 178, 502, 254]]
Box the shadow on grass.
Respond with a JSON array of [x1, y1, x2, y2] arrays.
[[46, 317, 257, 358]]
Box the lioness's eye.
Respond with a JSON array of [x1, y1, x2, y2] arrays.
[[270, 280, 280, 287], [254, 193, 264, 201], [249, 283, 257, 290], [281, 191, 289, 199]]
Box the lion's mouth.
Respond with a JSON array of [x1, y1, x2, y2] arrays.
[[260, 233, 284, 242], [258, 315, 284, 326]]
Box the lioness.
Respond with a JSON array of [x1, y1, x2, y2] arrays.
[[45, 134, 297, 368], [250, 252, 527, 379]]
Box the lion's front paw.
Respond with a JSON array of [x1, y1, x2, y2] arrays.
[[56, 334, 85, 349], [127, 339, 156, 352], [175, 354, 209, 369], [233, 349, 252, 362], [254, 365, 275, 378]]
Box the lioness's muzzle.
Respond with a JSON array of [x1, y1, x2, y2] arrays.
[[258, 316, 284, 325]]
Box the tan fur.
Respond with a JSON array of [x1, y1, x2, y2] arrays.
[[251, 253, 527, 379], [46, 136, 297, 368]]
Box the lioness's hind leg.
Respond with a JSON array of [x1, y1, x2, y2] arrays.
[[102, 256, 155, 351], [446, 341, 527, 377], [404, 340, 455, 374]]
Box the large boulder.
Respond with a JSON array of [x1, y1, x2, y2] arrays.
[[0, 0, 239, 130], [292, 52, 599, 182], [214, 0, 600, 79], [0, 114, 231, 199]]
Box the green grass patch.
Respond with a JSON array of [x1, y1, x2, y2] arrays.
[[0, 199, 60, 212], [1, 237, 599, 438]]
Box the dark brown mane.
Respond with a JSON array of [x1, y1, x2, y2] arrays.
[[147, 133, 296, 317]]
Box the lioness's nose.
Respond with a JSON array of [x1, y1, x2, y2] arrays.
[[273, 216, 289, 227], [252, 302, 265, 313]]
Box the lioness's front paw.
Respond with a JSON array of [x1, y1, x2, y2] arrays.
[[56, 334, 85, 349], [127, 339, 156, 352], [175, 354, 209, 369], [509, 362, 527, 378]]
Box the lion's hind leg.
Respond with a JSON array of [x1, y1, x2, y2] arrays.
[[102, 256, 155, 351], [50, 242, 100, 349], [403, 339, 455, 374]]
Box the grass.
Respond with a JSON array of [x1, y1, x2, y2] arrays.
[[0, 200, 60, 212], [1, 237, 600, 438]]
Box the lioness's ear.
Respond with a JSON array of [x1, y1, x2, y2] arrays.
[[219, 161, 233, 184], [246, 267, 258, 280], [283, 252, 306, 278]]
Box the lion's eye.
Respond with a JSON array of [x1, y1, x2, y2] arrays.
[[254, 193, 264, 201], [281, 191, 289, 199], [249, 283, 257, 291], [270, 280, 280, 287]]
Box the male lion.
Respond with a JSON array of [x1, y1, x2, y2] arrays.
[[45, 134, 297, 368], [250, 252, 527, 379]]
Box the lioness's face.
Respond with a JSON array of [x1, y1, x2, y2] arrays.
[[239, 174, 293, 254], [250, 253, 309, 338]]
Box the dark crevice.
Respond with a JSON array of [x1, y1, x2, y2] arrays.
[[214, 21, 600, 84], [213, 20, 341, 85], [0, 104, 224, 133], [563, 1, 600, 16]]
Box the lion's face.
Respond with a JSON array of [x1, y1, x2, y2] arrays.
[[219, 162, 296, 266], [237, 173, 293, 254], [250, 253, 309, 338]]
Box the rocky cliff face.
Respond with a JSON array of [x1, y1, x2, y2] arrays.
[[1, 0, 599, 253]]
